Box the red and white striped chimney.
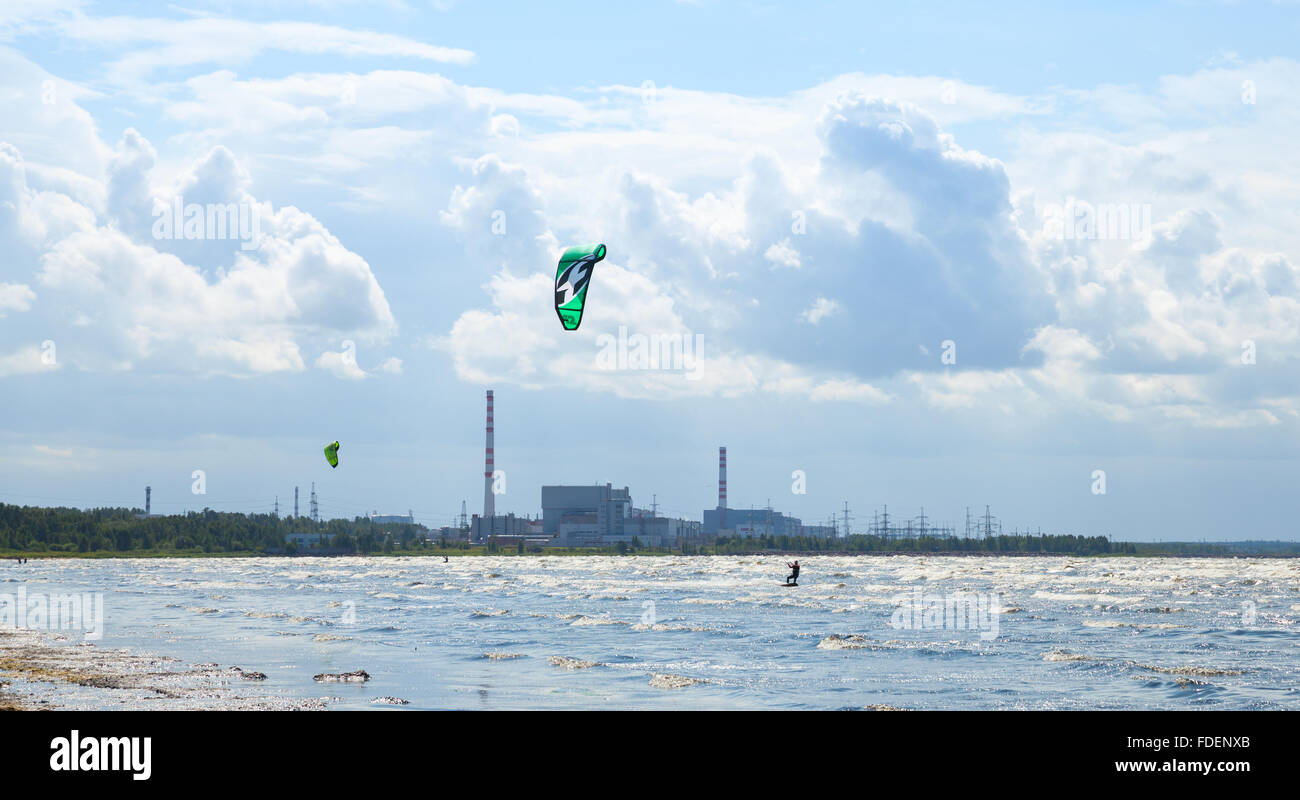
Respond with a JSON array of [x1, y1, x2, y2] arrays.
[[718, 446, 727, 530], [483, 390, 495, 521]]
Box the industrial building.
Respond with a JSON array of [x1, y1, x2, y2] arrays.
[[626, 510, 702, 547], [368, 511, 415, 525], [135, 486, 162, 519], [701, 446, 835, 539], [470, 512, 542, 542], [539, 484, 699, 547], [542, 484, 632, 546], [286, 532, 329, 547], [468, 389, 540, 543], [456, 397, 816, 549], [703, 507, 803, 537]]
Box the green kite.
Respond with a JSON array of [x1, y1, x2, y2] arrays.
[[324, 441, 339, 468], [554, 243, 605, 331]]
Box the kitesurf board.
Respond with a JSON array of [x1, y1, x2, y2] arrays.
[[779, 582, 798, 587]]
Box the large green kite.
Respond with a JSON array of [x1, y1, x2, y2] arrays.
[[324, 441, 339, 468], [554, 243, 606, 331]]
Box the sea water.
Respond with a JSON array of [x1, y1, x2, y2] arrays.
[[2, 555, 1296, 709]]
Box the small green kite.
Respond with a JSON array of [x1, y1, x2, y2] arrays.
[[324, 441, 340, 468], [554, 243, 606, 331]]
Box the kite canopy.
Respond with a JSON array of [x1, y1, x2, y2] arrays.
[[554, 243, 606, 331], [324, 441, 340, 468]]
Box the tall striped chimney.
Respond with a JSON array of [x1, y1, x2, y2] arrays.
[[718, 446, 726, 530], [483, 390, 495, 523]]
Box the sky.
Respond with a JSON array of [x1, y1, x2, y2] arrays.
[[1, 1, 1298, 540]]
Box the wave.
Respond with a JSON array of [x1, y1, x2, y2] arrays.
[[649, 673, 706, 689], [861, 703, 912, 711], [570, 615, 628, 627], [1134, 663, 1244, 677], [631, 622, 715, 633], [1083, 619, 1185, 630], [818, 634, 872, 650], [1043, 649, 1093, 662], [548, 656, 600, 670]]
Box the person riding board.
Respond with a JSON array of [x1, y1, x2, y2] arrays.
[[785, 560, 800, 586]]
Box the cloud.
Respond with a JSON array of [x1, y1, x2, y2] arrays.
[[0, 281, 35, 314], [315, 349, 367, 380], [0, 344, 58, 377], [1, 127, 398, 377], [764, 239, 801, 269], [4, 17, 1299, 437], [0, 48, 110, 178], [432, 152, 909, 402], [422, 75, 1300, 432], [314, 349, 401, 379], [808, 379, 890, 404], [800, 297, 840, 325], [32, 443, 74, 458], [56, 15, 474, 85]]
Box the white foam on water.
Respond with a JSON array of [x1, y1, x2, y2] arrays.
[[1043, 649, 1093, 662], [818, 634, 873, 650], [548, 656, 600, 669], [649, 673, 707, 689]]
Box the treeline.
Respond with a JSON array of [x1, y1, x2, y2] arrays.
[[0, 503, 431, 555], [2, 503, 1295, 557]]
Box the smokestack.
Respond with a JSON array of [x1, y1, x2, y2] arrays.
[[294, 486, 299, 518], [145, 486, 151, 516], [718, 447, 726, 530], [483, 390, 495, 523]]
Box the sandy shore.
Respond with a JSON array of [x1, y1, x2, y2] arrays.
[[0, 628, 332, 710]]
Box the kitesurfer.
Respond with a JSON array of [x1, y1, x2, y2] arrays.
[[785, 560, 800, 586]]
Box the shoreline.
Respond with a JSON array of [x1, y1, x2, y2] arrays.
[[0, 628, 329, 711], [4, 550, 1298, 560]]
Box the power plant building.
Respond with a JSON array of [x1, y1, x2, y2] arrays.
[[470, 512, 535, 542], [627, 510, 702, 547], [459, 401, 821, 548], [369, 512, 416, 525], [702, 507, 805, 537], [542, 484, 632, 546]]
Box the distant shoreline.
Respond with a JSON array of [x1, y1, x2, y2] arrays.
[[3, 549, 1296, 560], [9, 503, 1292, 558]]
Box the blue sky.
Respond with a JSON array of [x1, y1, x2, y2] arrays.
[[1, 1, 1298, 539]]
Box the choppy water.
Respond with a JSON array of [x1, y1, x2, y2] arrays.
[[3, 555, 1298, 709]]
